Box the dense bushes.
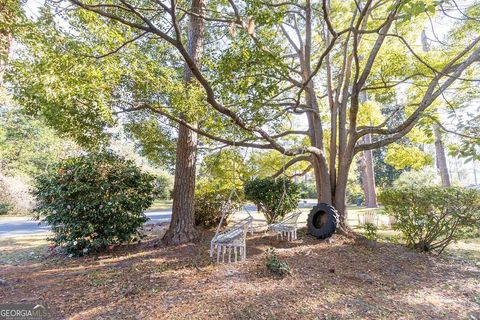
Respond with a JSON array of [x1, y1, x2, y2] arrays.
[[0, 202, 12, 215], [379, 187, 480, 253], [34, 152, 157, 255], [244, 177, 300, 224], [194, 184, 241, 229], [153, 174, 173, 200], [298, 182, 317, 199]]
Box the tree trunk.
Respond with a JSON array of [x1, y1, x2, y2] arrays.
[[163, 0, 206, 244], [420, 30, 451, 188], [474, 160, 478, 185], [334, 153, 354, 233], [359, 134, 378, 207], [434, 124, 451, 187]]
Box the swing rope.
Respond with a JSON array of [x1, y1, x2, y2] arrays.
[[213, 125, 253, 239], [269, 150, 293, 224]]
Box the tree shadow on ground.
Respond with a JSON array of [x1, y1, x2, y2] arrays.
[[0, 227, 478, 320]]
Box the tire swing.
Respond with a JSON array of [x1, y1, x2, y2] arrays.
[[307, 203, 339, 239]]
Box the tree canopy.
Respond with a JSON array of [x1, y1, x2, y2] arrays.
[[7, 0, 480, 230]]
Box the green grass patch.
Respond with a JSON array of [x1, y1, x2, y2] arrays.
[[0, 234, 49, 265], [148, 199, 173, 211]]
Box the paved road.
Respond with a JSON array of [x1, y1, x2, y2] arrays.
[[0, 202, 318, 238], [0, 211, 173, 238]]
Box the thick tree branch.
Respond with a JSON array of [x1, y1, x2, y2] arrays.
[[271, 155, 312, 178], [355, 44, 480, 152]]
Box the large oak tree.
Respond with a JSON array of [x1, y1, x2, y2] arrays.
[[10, 0, 480, 234]]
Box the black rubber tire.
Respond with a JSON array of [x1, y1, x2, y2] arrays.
[[307, 203, 339, 239]]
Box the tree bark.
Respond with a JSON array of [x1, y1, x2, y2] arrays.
[[421, 30, 451, 188], [359, 134, 378, 207], [474, 160, 478, 185], [434, 124, 451, 187], [334, 151, 354, 233], [163, 0, 206, 244]]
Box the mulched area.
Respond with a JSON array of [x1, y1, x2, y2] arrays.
[[1, 225, 479, 320]]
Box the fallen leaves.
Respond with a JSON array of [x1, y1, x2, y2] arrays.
[[0, 229, 478, 319]]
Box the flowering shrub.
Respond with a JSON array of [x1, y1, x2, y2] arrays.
[[34, 152, 157, 255]]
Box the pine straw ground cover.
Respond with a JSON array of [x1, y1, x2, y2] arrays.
[[1, 225, 479, 320]]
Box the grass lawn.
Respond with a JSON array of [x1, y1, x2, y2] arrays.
[[0, 222, 479, 319], [0, 234, 49, 265], [148, 199, 173, 211]]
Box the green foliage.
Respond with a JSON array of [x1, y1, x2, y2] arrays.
[[244, 177, 300, 224], [0, 108, 78, 178], [34, 151, 156, 255], [346, 178, 364, 205], [298, 182, 317, 199], [194, 184, 241, 229], [265, 247, 291, 277], [247, 150, 310, 179], [153, 174, 173, 200], [199, 149, 248, 191], [9, 12, 118, 147], [447, 113, 480, 162], [373, 147, 404, 189], [392, 167, 439, 188], [385, 143, 433, 170], [124, 116, 177, 171], [364, 222, 378, 241], [0, 202, 12, 215], [357, 101, 385, 126], [379, 187, 480, 253]]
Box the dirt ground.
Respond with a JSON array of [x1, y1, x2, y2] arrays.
[[1, 224, 479, 320]]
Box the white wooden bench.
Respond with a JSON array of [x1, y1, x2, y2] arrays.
[[359, 209, 379, 226]]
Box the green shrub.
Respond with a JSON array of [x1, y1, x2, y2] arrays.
[[298, 182, 317, 199], [153, 174, 173, 200], [194, 184, 241, 229], [379, 187, 480, 253], [34, 152, 157, 255], [346, 180, 364, 205], [265, 248, 291, 277], [392, 167, 439, 188], [0, 202, 13, 215], [244, 177, 300, 224], [364, 222, 378, 241]]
